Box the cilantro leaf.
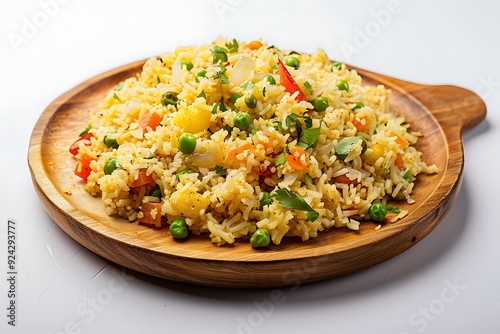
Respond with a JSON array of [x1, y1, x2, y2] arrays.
[[211, 45, 228, 64], [272, 188, 319, 222], [215, 165, 227, 176], [214, 63, 229, 84], [225, 39, 239, 53], [113, 92, 121, 101], [273, 121, 285, 133], [285, 113, 313, 132], [307, 211, 319, 221], [197, 90, 206, 99], [298, 126, 321, 149], [285, 113, 300, 128], [303, 116, 313, 128]]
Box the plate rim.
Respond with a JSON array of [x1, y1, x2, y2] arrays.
[[27, 57, 486, 287]]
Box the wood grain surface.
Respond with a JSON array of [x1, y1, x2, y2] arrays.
[[28, 59, 486, 288]]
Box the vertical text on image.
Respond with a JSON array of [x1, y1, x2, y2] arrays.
[[6, 219, 17, 326]]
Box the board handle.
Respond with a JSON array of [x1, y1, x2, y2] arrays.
[[409, 84, 487, 132]]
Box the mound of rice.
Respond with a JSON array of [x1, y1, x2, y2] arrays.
[[72, 38, 438, 246]]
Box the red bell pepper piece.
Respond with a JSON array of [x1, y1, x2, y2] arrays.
[[69, 133, 93, 156], [74, 153, 93, 181], [277, 58, 307, 102]]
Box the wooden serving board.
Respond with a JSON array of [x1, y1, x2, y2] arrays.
[[28, 59, 486, 288]]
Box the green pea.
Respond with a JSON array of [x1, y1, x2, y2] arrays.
[[104, 157, 119, 175], [337, 79, 349, 92], [250, 228, 271, 248], [181, 59, 193, 71], [264, 74, 276, 85], [149, 185, 162, 199], [103, 131, 119, 149], [228, 93, 241, 104], [178, 133, 197, 154], [352, 101, 364, 110], [334, 136, 367, 161], [170, 219, 189, 239], [161, 92, 179, 106], [244, 94, 257, 108], [285, 57, 300, 69], [195, 70, 207, 83], [176, 168, 195, 181], [259, 192, 272, 209], [331, 62, 343, 71], [311, 96, 329, 112], [369, 201, 387, 222], [234, 112, 251, 131]]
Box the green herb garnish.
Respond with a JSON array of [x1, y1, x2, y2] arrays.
[[298, 125, 321, 149], [303, 81, 313, 94], [275, 153, 286, 166], [215, 165, 228, 176], [225, 39, 239, 53], [115, 81, 124, 91], [219, 97, 227, 111], [241, 82, 255, 90], [79, 125, 92, 137], [211, 104, 219, 114], [211, 45, 228, 64], [214, 63, 229, 84], [272, 188, 319, 222]]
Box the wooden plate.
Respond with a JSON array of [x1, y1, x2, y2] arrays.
[[28, 59, 486, 288]]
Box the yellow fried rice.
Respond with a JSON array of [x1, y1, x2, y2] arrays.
[[73, 37, 439, 246]]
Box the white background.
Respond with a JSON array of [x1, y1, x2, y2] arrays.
[[1, 0, 499, 333]]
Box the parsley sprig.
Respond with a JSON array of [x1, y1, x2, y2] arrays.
[[214, 62, 229, 84], [225, 39, 239, 53], [211, 45, 228, 64], [284, 113, 323, 149], [215, 165, 227, 176], [272, 188, 319, 222]]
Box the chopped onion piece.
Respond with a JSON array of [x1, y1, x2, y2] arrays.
[[229, 56, 255, 86], [172, 58, 181, 84], [186, 151, 217, 168]]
